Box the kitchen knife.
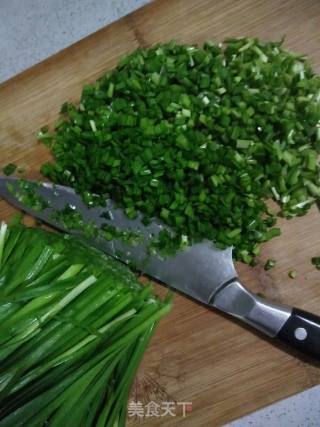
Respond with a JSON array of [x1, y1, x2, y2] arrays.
[[1, 176, 320, 359]]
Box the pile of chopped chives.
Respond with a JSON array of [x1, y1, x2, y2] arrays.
[[39, 38, 320, 264]]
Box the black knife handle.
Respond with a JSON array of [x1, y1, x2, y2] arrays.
[[276, 308, 320, 359], [212, 281, 320, 360]]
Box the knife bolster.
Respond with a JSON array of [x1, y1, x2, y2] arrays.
[[212, 281, 292, 337]]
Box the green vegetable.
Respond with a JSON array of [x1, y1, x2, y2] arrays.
[[264, 259, 276, 271], [2, 163, 17, 176], [288, 270, 297, 279], [39, 38, 320, 264], [51, 204, 143, 246], [311, 256, 320, 270], [0, 222, 171, 426], [7, 179, 50, 212]]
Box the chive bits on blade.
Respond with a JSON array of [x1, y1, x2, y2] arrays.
[[39, 38, 320, 264]]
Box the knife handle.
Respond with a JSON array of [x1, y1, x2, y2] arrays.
[[277, 308, 320, 359], [212, 281, 320, 359]]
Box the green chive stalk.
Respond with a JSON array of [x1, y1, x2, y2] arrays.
[[0, 223, 171, 426]]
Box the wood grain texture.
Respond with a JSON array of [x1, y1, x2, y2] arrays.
[[1, 0, 320, 425]]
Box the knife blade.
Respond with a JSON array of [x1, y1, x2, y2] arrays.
[[2, 176, 320, 360], [0, 177, 236, 304]]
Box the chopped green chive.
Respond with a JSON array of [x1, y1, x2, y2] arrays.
[[311, 257, 320, 270], [38, 38, 320, 264], [264, 259, 276, 271], [3, 163, 17, 176], [288, 270, 297, 279], [236, 140, 253, 149]]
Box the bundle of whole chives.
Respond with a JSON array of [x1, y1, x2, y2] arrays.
[[0, 222, 171, 427]]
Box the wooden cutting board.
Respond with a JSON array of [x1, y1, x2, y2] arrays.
[[1, 0, 320, 425]]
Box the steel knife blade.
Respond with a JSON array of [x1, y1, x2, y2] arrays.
[[2, 176, 320, 360], [0, 177, 236, 304]]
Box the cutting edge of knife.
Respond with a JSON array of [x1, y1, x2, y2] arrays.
[[0, 176, 238, 305]]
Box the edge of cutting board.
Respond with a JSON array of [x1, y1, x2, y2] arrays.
[[1, 1, 320, 426]]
